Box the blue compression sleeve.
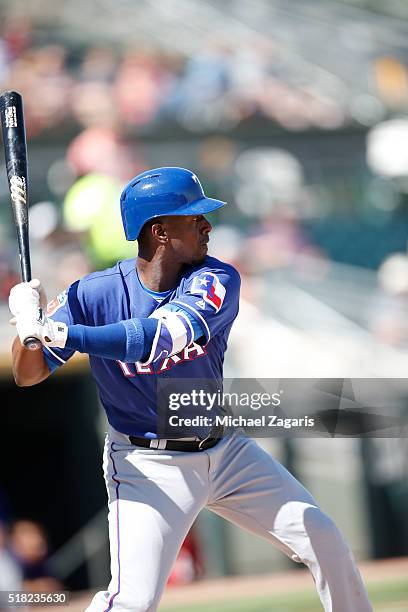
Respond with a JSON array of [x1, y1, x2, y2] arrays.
[[65, 318, 158, 362]]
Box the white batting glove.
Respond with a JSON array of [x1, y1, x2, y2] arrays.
[[13, 310, 68, 348], [9, 279, 48, 324]]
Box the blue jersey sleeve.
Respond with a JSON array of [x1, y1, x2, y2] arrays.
[[169, 265, 240, 343], [42, 281, 86, 371]]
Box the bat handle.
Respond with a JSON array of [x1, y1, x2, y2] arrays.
[[23, 337, 42, 351]]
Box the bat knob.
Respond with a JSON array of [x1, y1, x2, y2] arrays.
[[24, 336, 42, 351]]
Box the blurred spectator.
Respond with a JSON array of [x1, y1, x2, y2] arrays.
[[370, 253, 408, 347], [8, 520, 62, 593], [239, 215, 324, 276], [0, 522, 22, 602], [0, 488, 23, 602], [66, 127, 144, 181], [114, 49, 163, 126], [62, 173, 135, 267], [167, 529, 203, 586], [78, 47, 117, 84], [362, 437, 408, 558], [1, 16, 32, 60], [6, 45, 72, 137], [71, 80, 115, 129]]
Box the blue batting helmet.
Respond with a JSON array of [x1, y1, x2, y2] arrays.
[[120, 167, 226, 240]]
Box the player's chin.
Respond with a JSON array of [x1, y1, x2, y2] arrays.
[[185, 244, 208, 266], [191, 244, 208, 264]]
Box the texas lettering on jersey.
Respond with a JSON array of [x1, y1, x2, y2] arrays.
[[117, 341, 207, 376]]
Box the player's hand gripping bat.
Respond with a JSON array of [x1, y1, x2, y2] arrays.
[[0, 91, 42, 350]]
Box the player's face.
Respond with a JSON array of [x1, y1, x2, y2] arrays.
[[166, 214, 212, 264]]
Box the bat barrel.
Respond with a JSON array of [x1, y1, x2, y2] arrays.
[[0, 91, 28, 180], [0, 90, 32, 282]]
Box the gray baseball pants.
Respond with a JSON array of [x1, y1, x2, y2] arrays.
[[86, 427, 372, 612]]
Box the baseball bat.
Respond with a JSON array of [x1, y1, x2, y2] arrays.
[[0, 91, 41, 350]]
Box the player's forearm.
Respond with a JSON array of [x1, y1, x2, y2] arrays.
[[64, 309, 195, 364], [12, 336, 51, 386], [65, 319, 158, 362]]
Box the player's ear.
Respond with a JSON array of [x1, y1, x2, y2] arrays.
[[151, 220, 168, 244]]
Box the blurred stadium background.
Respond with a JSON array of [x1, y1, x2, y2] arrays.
[[0, 0, 407, 610]]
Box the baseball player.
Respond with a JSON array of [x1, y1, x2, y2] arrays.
[[9, 168, 372, 611]]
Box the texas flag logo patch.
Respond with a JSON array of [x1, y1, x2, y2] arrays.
[[191, 272, 226, 313]]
